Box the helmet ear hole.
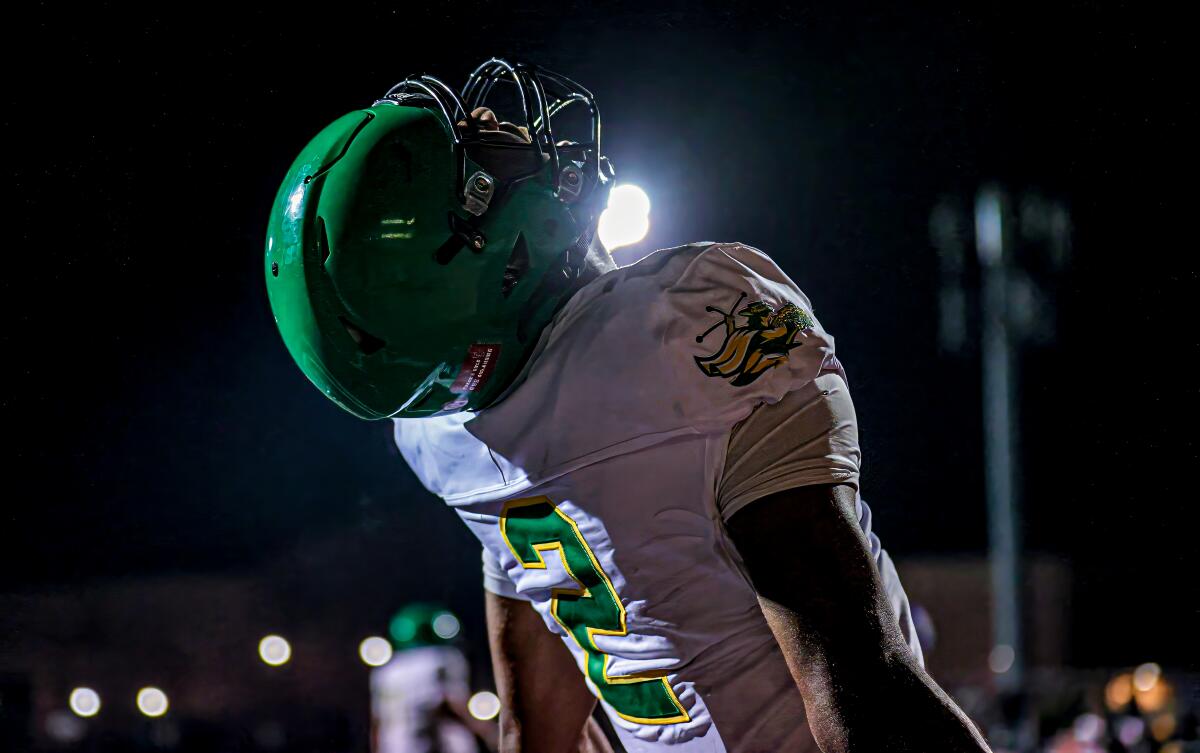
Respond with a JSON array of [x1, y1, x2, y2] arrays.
[[501, 232, 529, 298]]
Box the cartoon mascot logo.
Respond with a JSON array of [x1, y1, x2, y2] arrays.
[[694, 292, 815, 386]]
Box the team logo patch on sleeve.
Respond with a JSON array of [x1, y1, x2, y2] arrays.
[[693, 292, 814, 386]]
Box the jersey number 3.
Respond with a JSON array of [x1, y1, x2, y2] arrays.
[[500, 497, 689, 725]]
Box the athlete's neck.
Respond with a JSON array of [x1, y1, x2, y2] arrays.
[[577, 236, 618, 284]]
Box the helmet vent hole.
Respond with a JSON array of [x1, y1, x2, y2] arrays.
[[339, 316, 386, 355], [501, 232, 530, 298]]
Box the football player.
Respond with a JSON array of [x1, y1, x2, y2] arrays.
[[265, 59, 991, 753], [370, 604, 492, 753]]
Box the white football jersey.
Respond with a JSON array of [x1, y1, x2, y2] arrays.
[[395, 243, 916, 752], [370, 645, 478, 753]]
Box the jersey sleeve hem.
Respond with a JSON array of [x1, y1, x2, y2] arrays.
[[481, 547, 530, 601], [483, 571, 529, 601], [716, 373, 862, 521], [719, 469, 860, 523]]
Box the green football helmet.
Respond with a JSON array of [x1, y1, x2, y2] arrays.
[[265, 59, 613, 419], [388, 603, 461, 650]]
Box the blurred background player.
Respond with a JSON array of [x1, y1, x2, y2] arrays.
[[370, 604, 497, 753]]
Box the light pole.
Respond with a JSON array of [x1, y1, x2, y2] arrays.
[[931, 186, 1071, 699]]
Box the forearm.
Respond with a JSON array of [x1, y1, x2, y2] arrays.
[[486, 592, 609, 753], [730, 484, 990, 753], [496, 716, 609, 753], [758, 595, 988, 753]]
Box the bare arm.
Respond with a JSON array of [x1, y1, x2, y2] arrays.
[[486, 591, 614, 753], [726, 483, 991, 753]]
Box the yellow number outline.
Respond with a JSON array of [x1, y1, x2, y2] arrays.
[[499, 496, 690, 725]]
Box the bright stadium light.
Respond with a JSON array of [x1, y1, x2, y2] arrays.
[[468, 691, 501, 721], [432, 612, 461, 641], [359, 636, 393, 667], [258, 635, 292, 667], [136, 687, 169, 717], [598, 184, 651, 251], [68, 687, 101, 718]]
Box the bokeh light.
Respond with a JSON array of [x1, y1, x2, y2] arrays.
[[1116, 716, 1145, 747], [1150, 713, 1177, 742], [68, 687, 101, 718], [1133, 662, 1161, 692], [45, 711, 86, 744], [1134, 676, 1172, 714], [258, 634, 292, 666], [988, 644, 1015, 674], [136, 687, 169, 717], [359, 636, 393, 667], [468, 691, 501, 721], [1106, 672, 1133, 711], [389, 614, 416, 644], [1072, 713, 1104, 743], [432, 612, 461, 641], [598, 184, 651, 251]]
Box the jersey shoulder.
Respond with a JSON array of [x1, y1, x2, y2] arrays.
[[660, 241, 828, 393], [551, 240, 816, 351], [396, 242, 837, 504], [485, 238, 835, 437]]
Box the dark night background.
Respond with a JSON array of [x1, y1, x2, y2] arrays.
[[3, 1, 1196, 744]]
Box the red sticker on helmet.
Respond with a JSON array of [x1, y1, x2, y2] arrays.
[[450, 343, 501, 393]]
